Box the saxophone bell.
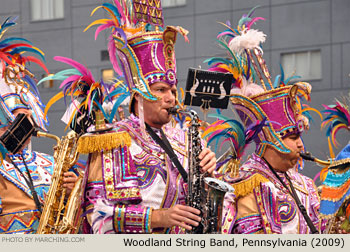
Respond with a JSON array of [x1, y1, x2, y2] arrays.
[[203, 178, 234, 234]]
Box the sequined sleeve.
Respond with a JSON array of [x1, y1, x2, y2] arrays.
[[90, 199, 153, 234], [85, 145, 151, 233]]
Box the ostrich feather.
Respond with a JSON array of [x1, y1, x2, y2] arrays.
[[228, 29, 266, 55], [321, 101, 350, 148], [108, 35, 123, 76]]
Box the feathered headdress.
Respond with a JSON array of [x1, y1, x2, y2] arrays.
[[0, 16, 50, 161], [206, 7, 320, 156], [84, 0, 188, 110], [322, 98, 350, 148], [315, 97, 350, 182], [319, 144, 350, 226], [0, 17, 49, 73], [0, 16, 49, 131], [39, 56, 131, 153], [38, 56, 114, 131], [202, 110, 267, 177]]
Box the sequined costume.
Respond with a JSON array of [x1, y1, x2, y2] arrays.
[[221, 153, 324, 234], [84, 114, 189, 233], [0, 150, 53, 233], [0, 17, 52, 234], [79, 1, 190, 234], [319, 144, 350, 233], [203, 8, 325, 233], [319, 98, 350, 233]]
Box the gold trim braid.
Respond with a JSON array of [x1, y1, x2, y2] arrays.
[[232, 173, 270, 198], [77, 132, 131, 154]]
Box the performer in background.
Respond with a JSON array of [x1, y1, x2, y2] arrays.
[[0, 17, 77, 234], [80, 1, 216, 234], [318, 98, 350, 233], [204, 9, 325, 234]]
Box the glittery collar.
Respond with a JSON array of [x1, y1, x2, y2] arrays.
[[245, 153, 306, 191], [117, 114, 187, 157]]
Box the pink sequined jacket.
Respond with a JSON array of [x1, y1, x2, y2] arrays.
[[221, 153, 326, 234], [83, 114, 189, 234]]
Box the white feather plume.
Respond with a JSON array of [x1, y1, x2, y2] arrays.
[[228, 29, 266, 55], [230, 78, 264, 97]]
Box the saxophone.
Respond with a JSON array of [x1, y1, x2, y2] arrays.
[[36, 131, 84, 234], [168, 108, 233, 234]]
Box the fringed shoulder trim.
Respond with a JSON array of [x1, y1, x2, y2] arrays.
[[232, 173, 270, 198], [77, 131, 131, 154]]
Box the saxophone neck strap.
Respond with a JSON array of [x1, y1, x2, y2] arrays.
[[9, 153, 43, 213], [262, 157, 319, 234], [145, 123, 188, 183]]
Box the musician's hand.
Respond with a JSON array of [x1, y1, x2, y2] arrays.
[[62, 171, 78, 196], [151, 205, 201, 230], [199, 147, 216, 175]]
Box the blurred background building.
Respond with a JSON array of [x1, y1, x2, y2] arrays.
[[1, 0, 349, 183]]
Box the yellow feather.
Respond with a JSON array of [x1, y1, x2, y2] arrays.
[[123, 26, 143, 34], [31, 46, 45, 56], [320, 167, 328, 182], [328, 137, 335, 159], [297, 89, 310, 101], [113, 79, 124, 88], [300, 107, 323, 120], [180, 87, 185, 101], [84, 83, 99, 109], [331, 124, 345, 148], [44, 92, 64, 118], [100, 6, 120, 27], [202, 124, 227, 138], [84, 19, 110, 32], [90, 6, 103, 16], [217, 22, 235, 33]]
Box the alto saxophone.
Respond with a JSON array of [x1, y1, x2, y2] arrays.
[[36, 131, 84, 234], [168, 108, 233, 234]]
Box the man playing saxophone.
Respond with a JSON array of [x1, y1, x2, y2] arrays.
[[206, 9, 325, 234], [0, 17, 77, 234], [82, 1, 216, 234]]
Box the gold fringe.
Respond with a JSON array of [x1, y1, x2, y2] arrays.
[[77, 132, 131, 154], [232, 173, 270, 198]]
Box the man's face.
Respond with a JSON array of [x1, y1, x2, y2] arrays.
[[136, 82, 177, 129], [278, 133, 304, 171]]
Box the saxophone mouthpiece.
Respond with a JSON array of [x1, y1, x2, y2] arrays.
[[168, 107, 179, 114], [300, 151, 331, 166], [300, 152, 314, 161]]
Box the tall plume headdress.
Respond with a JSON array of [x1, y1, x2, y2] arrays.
[[315, 96, 350, 182], [0, 16, 50, 161], [39, 56, 131, 153], [206, 7, 321, 156], [84, 0, 189, 114], [319, 97, 350, 225], [202, 110, 267, 177], [39, 56, 121, 133], [322, 97, 350, 149]]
